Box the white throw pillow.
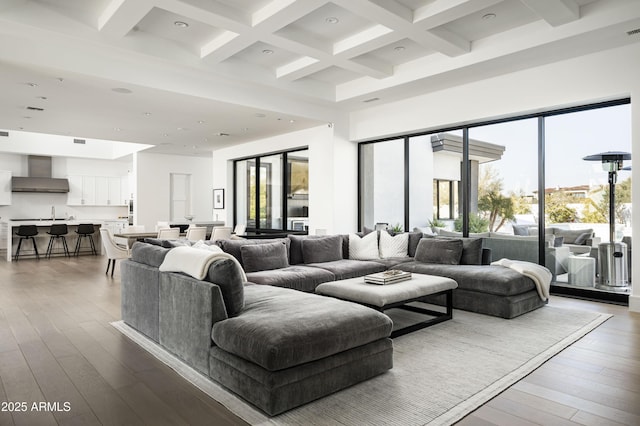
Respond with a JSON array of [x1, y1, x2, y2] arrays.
[[379, 231, 409, 258], [348, 232, 380, 260]]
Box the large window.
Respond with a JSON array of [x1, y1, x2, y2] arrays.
[[234, 147, 308, 233], [359, 99, 631, 302]]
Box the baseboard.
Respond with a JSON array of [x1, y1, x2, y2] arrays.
[[629, 295, 640, 313]]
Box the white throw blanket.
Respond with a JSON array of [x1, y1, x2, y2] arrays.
[[491, 258, 552, 301], [159, 246, 247, 282]]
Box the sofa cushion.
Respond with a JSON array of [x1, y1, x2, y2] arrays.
[[348, 232, 379, 260], [218, 238, 290, 267], [407, 232, 424, 257], [288, 234, 324, 265], [307, 259, 386, 280], [415, 238, 463, 265], [302, 235, 343, 264], [245, 265, 335, 293], [458, 238, 483, 265], [131, 242, 170, 268], [378, 231, 408, 258], [241, 241, 289, 273], [212, 284, 392, 371], [553, 228, 593, 244], [574, 232, 592, 245], [393, 262, 535, 297]]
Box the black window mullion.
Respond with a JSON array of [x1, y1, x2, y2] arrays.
[[282, 152, 288, 231], [404, 137, 410, 232], [255, 157, 261, 231]]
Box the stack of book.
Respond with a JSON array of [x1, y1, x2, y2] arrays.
[[364, 270, 412, 285]]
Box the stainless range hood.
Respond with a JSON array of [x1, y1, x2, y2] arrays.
[[11, 155, 70, 193]]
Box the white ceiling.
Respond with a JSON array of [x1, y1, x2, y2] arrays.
[[0, 0, 639, 157]]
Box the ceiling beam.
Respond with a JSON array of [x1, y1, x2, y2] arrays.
[[98, 0, 154, 38], [334, 0, 470, 56], [520, 0, 580, 27], [200, 0, 325, 62]]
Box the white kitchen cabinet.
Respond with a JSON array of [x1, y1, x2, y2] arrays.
[[0, 170, 11, 205], [68, 175, 127, 206]]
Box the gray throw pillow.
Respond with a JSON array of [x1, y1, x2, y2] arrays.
[[240, 241, 289, 273], [414, 238, 463, 265], [574, 232, 591, 245], [205, 258, 245, 317], [288, 234, 326, 264], [219, 238, 290, 266], [553, 236, 564, 247], [408, 232, 425, 257], [458, 237, 483, 265], [301, 235, 343, 263]]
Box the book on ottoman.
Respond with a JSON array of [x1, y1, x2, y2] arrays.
[[364, 270, 412, 285]]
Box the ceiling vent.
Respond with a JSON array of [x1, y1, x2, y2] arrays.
[[363, 97, 380, 103], [26, 106, 45, 111], [73, 138, 86, 144], [627, 28, 640, 36], [0, 131, 8, 137]]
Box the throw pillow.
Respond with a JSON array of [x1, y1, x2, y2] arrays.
[[378, 230, 409, 258], [512, 225, 530, 236], [414, 238, 463, 265], [458, 237, 483, 265], [240, 241, 289, 273], [553, 236, 564, 247], [301, 235, 343, 263], [574, 232, 592, 245], [348, 232, 380, 260]]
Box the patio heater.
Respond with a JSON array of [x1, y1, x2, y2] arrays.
[[583, 151, 631, 290]]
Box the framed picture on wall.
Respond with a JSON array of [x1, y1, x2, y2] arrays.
[[213, 188, 225, 209]]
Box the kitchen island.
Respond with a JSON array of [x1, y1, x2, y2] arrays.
[[2, 220, 105, 262]]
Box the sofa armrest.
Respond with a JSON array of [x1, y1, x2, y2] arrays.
[[159, 272, 228, 375]]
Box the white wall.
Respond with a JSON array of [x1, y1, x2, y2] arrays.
[[212, 122, 358, 235], [350, 43, 640, 312], [135, 152, 213, 232]]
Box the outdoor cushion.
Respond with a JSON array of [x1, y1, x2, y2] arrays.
[[415, 238, 463, 265], [241, 241, 289, 273], [212, 284, 392, 371], [302, 235, 343, 264], [574, 232, 592, 245], [553, 228, 593, 244]]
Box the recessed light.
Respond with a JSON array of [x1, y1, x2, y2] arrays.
[[262, 49, 274, 55], [197, 120, 205, 124], [174, 21, 189, 28], [37, 96, 48, 100], [57, 78, 64, 83], [482, 13, 496, 20], [289, 120, 295, 123], [114, 127, 121, 131], [163, 133, 169, 137], [143, 112, 151, 116], [325, 17, 339, 24], [26, 82, 38, 87], [23, 116, 32, 119], [255, 113, 266, 118], [243, 127, 249, 131], [112, 87, 133, 94], [217, 132, 229, 136], [394, 46, 405, 52]]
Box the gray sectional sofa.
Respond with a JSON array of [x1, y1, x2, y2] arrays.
[[120, 231, 547, 415]]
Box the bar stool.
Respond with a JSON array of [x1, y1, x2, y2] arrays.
[[46, 223, 70, 258], [14, 225, 40, 261], [74, 223, 97, 256]]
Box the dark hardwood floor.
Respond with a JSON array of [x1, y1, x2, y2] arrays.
[[0, 255, 638, 425]]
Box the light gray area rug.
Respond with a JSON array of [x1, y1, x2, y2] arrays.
[[112, 304, 611, 426]]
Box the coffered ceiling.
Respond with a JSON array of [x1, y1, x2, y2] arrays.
[[0, 0, 639, 157]]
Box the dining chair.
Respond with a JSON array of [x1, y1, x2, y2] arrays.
[[185, 226, 207, 242], [100, 228, 131, 276], [209, 226, 232, 242], [157, 227, 180, 239]]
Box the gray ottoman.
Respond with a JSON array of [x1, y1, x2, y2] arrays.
[[316, 273, 458, 337]]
